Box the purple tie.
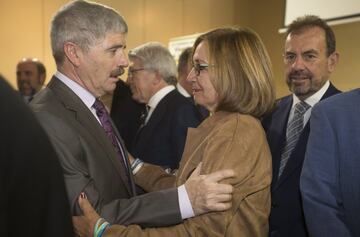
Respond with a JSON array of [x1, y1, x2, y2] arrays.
[[92, 99, 126, 167]]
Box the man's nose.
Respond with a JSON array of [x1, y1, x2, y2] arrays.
[[291, 56, 306, 70], [186, 67, 196, 83], [117, 52, 129, 68]]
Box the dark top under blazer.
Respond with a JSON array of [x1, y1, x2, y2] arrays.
[[131, 89, 202, 169], [262, 83, 340, 237], [0, 78, 73, 237], [30, 76, 181, 227]]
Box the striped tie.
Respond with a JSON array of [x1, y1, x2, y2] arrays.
[[278, 101, 310, 178]]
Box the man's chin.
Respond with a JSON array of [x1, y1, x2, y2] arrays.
[[19, 87, 33, 95], [289, 82, 306, 92], [131, 94, 145, 104], [103, 83, 117, 95], [291, 87, 314, 99]]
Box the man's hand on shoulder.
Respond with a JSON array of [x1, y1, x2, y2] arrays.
[[184, 162, 234, 215]]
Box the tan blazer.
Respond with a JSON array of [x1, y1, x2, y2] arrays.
[[105, 111, 272, 236]]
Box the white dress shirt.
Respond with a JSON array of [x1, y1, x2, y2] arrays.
[[145, 85, 175, 124], [288, 80, 330, 127], [55, 71, 98, 118], [176, 83, 191, 98]]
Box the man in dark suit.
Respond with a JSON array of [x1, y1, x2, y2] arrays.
[[262, 15, 341, 237], [110, 79, 145, 148], [0, 75, 73, 237], [301, 90, 360, 237], [128, 42, 201, 169], [31, 0, 234, 227], [176, 47, 209, 121]]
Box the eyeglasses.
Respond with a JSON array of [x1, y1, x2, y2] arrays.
[[192, 63, 214, 76], [127, 68, 145, 78]]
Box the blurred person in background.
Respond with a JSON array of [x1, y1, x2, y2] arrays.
[[16, 57, 46, 103], [128, 42, 201, 170], [177, 47, 209, 120]]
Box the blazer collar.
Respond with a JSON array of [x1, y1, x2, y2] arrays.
[[48, 76, 133, 195], [177, 111, 233, 182]]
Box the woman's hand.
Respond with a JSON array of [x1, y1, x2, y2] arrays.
[[72, 193, 101, 237]]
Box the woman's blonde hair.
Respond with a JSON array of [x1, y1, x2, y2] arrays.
[[193, 27, 275, 118]]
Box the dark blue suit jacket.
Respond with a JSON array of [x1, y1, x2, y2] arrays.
[[111, 80, 145, 148], [131, 89, 201, 169], [301, 89, 360, 237], [262, 83, 340, 237]]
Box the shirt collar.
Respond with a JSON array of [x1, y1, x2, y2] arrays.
[[55, 71, 96, 109], [176, 83, 191, 97], [148, 85, 175, 110], [292, 80, 330, 108]]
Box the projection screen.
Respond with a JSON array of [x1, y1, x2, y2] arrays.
[[284, 0, 360, 27]]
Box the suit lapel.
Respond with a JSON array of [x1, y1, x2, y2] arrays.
[[48, 77, 132, 195], [133, 90, 174, 151], [268, 96, 292, 189], [110, 118, 136, 196], [321, 83, 341, 100]]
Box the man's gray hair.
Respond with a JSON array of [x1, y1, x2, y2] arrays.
[[51, 0, 128, 64], [129, 42, 177, 85]]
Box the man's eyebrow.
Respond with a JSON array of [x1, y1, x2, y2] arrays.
[[302, 49, 318, 54], [107, 44, 127, 50], [284, 49, 318, 54]]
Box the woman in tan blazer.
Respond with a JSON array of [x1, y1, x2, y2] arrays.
[[73, 26, 276, 237]]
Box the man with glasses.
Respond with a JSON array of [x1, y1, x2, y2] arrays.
[[128, 42, 201, 170], [262, 15, 341, 237]]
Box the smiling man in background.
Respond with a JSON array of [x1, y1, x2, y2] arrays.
[[262, 15, 341, 237]]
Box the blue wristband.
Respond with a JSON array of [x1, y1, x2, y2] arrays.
[[96, 221, 110, 237], [94, 218, 104, 237]]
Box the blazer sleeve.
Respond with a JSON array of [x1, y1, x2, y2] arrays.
[[34, 111, 182, 228], [101, 118, 272, 237], [135, 164, 177, 192], [300, 104, 352, 237]]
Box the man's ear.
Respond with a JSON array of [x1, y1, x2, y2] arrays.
[[152, 70, 163, 85], [64, 42, 82, 67], [328, 52, 339, 73]]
